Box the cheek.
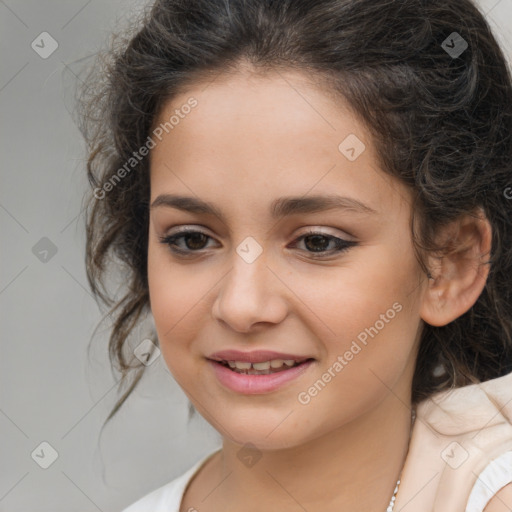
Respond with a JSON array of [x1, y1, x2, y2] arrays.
[[147, 246, 190, 368], [147, 230, 229, 393], [315, 250, 420, 390], [147, 237, 198, 330], [308, 248, 415, 343]]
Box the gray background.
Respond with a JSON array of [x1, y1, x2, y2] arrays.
[[1, 1, 511, 510]]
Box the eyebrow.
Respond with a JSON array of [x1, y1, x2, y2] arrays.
[[150, 194, 377, 220]]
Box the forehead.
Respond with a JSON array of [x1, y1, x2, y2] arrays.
[[153, 68, 363, 152], [149, 69, 410, 219]]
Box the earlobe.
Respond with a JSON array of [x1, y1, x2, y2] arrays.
[[419, 207, 492, 328]]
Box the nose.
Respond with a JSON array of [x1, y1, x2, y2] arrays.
[[211, 246, 288, 333]]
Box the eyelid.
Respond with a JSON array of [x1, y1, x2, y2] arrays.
[[163, 225, 213, 237], [297, 226, 354, 239], [163, 224, 352, 239]]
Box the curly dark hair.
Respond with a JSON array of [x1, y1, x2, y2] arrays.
[[78, 0, 512, 425]]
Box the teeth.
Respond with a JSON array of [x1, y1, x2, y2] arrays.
[[252, 361, 271, 370], [223, 359, 303, 373], [234, 361, 252, 370]]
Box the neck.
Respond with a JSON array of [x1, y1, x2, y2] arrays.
[[209, 395, 414, 512]]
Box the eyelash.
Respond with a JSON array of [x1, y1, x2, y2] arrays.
[[158, 228, 357, 258]]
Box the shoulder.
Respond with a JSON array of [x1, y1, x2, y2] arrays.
[[397, 372, 512, 511], [416, 371, 512, 436], [121, 475, 183, 512], [121, 448, 222, 512], [483, 483, 512, 511], [466, 450, 512, 512]]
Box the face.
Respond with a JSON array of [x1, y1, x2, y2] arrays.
[[147, 68, 425, 450]]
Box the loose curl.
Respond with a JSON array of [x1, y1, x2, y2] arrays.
[[78, 0, 512, 424]]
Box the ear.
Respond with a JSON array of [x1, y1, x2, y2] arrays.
[[420, 207, 492, 327]]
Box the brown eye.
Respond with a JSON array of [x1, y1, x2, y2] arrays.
[[303, 234, 331, 252], [159, 229, 214, 255], [181, 232, 209, 250], [289, 230, 357, 257]]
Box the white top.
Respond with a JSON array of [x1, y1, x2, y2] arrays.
[[465, 451, 512, 512], [121, 448, 512, 512], [121, 448, 221, 512]]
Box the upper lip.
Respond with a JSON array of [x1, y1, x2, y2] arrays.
[[208, 350, 314, 364]]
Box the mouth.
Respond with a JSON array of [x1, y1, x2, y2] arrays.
[[207, 357, 316, 394], [208, 358, 315, 375]]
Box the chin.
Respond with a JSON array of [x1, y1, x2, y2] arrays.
[[229, 432, 302, 452], [209, 412, 306, 451]]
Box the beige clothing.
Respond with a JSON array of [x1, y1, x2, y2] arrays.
[[122, 371, 512, 512], [396, 370, 512, 511]]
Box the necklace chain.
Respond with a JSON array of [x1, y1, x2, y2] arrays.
[[386, 478, 400, 512], [386, 408, 416, 511]]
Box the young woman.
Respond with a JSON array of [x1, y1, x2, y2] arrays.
[[79, 0, 512, 510]]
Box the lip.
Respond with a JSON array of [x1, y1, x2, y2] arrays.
[[207, 349, 313, 364], [207, 359, 315, 394]]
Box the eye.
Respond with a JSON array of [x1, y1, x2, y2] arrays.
[[159, 228, 214, 256], [288, 229, 358, 258], [158, 228, 358, 258]]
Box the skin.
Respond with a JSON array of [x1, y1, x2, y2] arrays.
[[146, 66, 492, 512], [485, 484, 512, 511]]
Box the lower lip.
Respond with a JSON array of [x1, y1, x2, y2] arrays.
[[207, 359, 315, 394]]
